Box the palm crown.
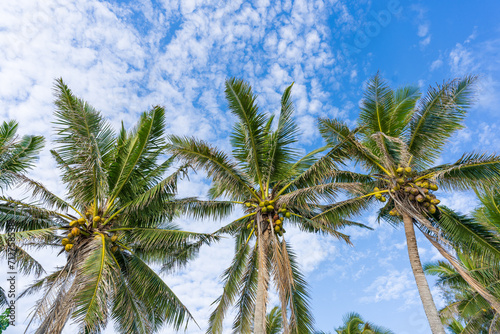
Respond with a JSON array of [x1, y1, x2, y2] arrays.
[[315, 73, 500, 333], [168, 78, 367, 334], [0, 79, 217, 333]]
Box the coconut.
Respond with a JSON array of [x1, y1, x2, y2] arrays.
[[61, 238, 70, 246], [275, 219, 282, 226], [65, 244, 73, 252], [409, 195, 415, 201], [374, 187, 380, 192], [274, 225, 281, 232], [423, 202, 431, 207], [389, 209, 397, 216], [410, 188, 419, 195], [273, 214, 280, 221], [380, 196, 386, 202], [93, 216, 101, 223], [415, 181, 422, 187], [397, 178, 405, 184], [431, 199, 440, 205], [247, 223, 252, 229], [245, 203, 251, 207], [404, 187, 412, 193], [267, 205, 274, 210], [111, 246, 118, 252], [428, 205, 437, 214], [416, 195, 424, 202], [111, 235, 118, 242], [264, 200, 270, 206], [421, 181, 430, 189], [396, 167, 404, 174], [259, 202, 265, 207], [69, 220, 78, 227], [262, 207, 268, 213], [375, 193, 382, 199], [67, 232, 74, 239], [78, 218, 86, 224], [393, 184, 400, 191], [71, 227, 80, 236], [425, 195, 432, 201], [423, 188, 429, 194], [285, 212, 291, 218], [430, 183, 438, 191], [405, 167, 412, 174]]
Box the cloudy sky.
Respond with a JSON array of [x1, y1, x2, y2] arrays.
[[1, 0, 500, 333]]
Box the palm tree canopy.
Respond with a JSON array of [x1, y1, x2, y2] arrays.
[[168, 78, 370, 334], [0, 119, 44, 190], [333, 312, 394, 334], [0, 79, 218, 334]]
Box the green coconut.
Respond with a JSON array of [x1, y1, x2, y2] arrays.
[[111, 235, 118, 242], [285, 212, 291, 218], [111, 246, 118, 252], [266, 205, 274, 211], [430, 183, 438, 191], [396, 167, 404, 174], [262, 207, 268, 213], [397, 178, 405, 184], [264, 200, 270, 206], [428, 205, 437, 214], [274, 225, 281, 232]]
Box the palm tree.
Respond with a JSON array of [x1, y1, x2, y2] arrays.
[[0, 119, 43, 315], [168, 78, 367, 334], [0, 79, 217, 333], [332, 312, 394, 334], [0, 119, 44, 191], [315, 73, 500, 333], [266, 306, 283, 334], [425, 256, 500, 333]]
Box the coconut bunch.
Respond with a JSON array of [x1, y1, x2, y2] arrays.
[[372, 167, 441, 217], [245, 201, 292, 237], [60, 213, 107, 252]]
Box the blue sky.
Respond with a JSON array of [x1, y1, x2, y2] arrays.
[[1, 0, 500, 333]]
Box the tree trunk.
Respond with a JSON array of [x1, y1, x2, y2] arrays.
[[254, 214, 270, 334], [402, 213, 445, 334], [423, 232, 500, 313]]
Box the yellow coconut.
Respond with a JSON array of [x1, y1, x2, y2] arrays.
[[275, 219, 282, 225], [405, 167, 412, 174], [67, 232, 74, 239], [77, 218, 86, 224], [374, 187, 380, 192], [93, 216, 101, 223], [428, 205, 437, 214], [380, 196, 386, 202], [416, 195, 424, 202], [71, 227, 80, 236], [65, 244, 73, 252], [431, 199, 441, 205], [274, 225, 281, 233], [69, 220, 78, 227], [266, 205, 274, 211], [397, 178, 405, 185], [262, 207, 268, 213], [247, 223, 252, 229], [259, 202, 265, 207], [285, 212, 291, 218], [61, 238, 70, 246], [430, 183, 438, 191], [111, 246, 118, 252], [111, 235, 118, 242], [396, 167, 404, 174]]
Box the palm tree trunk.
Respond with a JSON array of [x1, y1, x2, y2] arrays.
[[402, 213, 445, 334], [254, 214, 270, 334], [423, 232, 500, 313]]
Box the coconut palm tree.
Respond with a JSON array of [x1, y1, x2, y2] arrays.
[[425, 256, 500, 334], [0, 79, 218, 333], [0, 308, 10, 334], [266, 306, 283, 334], [0, 119, 44, 191], [168, 78, 368, 334], [315, 74, 500, 333], [331, 312, 394, 334]]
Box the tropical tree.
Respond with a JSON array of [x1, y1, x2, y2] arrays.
[[0, 309, 10, 334], [0, 119, 44, 191], [315, 73, 500, 333], [425, 256, 500, 333], [332, 312, 394, 334], [0, 79, 218, 333], [168, 78, 367, 334], [266, 306, 283, 334]]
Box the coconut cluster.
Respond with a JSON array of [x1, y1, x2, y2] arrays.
[[373, 167, 441, 217], [61, 214, 120, 252], [245, 201, 291, 237]]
